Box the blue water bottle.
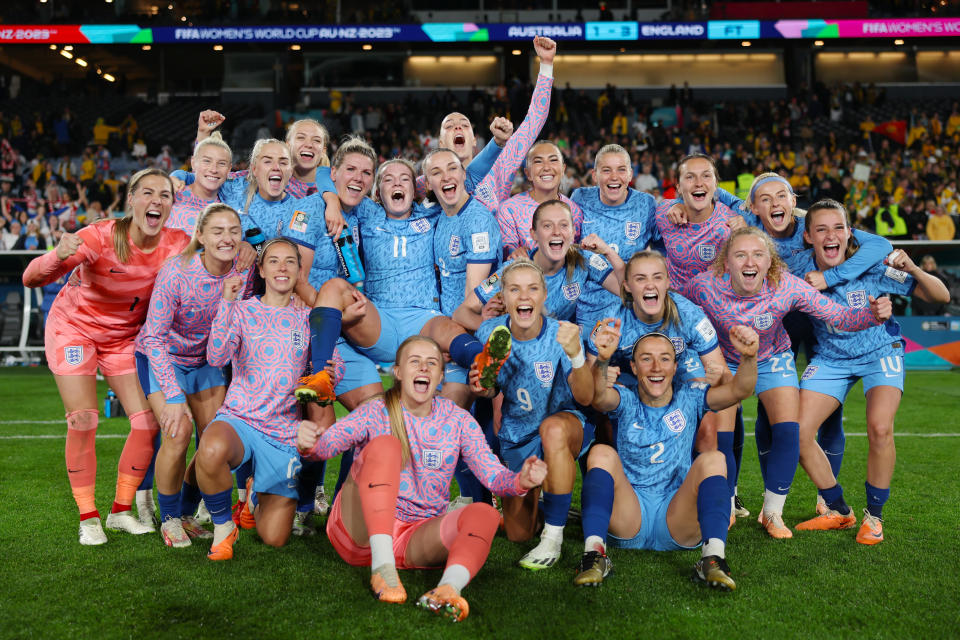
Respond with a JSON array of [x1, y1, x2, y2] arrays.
[[334, 229, 365, 289]]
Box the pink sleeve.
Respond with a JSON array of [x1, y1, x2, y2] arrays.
[[569, 199, 584, 242], [22, 225, 101, 287], [308, 400, 383, 460], [206, 299, 241, 367], [139, 266, 185, 401], [458, 413, 526, 496], [415, 174, 427, 200], [475, 73, 554, 210], [497, 201, 521, 252]]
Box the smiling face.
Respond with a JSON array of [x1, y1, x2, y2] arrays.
[[625, 257, 670, 322], [439, 112, 476, 164], [332, 152, 375, 210], [377, 161, 415, 217], [751, 180, 796, 236], [288, 121, 326, 174], [252, 142, 292, 201], [424, 150, 466, 210], [198, 209, 243, 264], [502, 266, 546, 336], [128, 174, 174, 237], [258, 241, 300, 296], [593, 150, 632, 206], [726, 234, 771, 297], [677, 157, 717, 217], [630, 335, 677, 404], [531, 203, 574, 263], [525, 143, 565, 194], [804, 207, 850, 269], [394, 339, 444, 408], [191, 145, 231, 195]]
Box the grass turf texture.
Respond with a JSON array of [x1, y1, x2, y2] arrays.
[[1, 367, 958, 639]]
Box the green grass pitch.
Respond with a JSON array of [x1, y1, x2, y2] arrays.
[[1, 367, 958, 639]]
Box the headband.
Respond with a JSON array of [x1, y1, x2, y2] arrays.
[[748, 175, 794, 203], [631, 331, 678, 361]]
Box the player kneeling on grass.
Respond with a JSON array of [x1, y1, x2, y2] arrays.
[[195, 238, 339, 560], [297, 336, 546, 622], [471, 259, 594, 570], [575, 324, 759, 591], [793, 200, 950, 544]]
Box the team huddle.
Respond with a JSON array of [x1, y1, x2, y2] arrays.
[[23, 37, 950, 622]]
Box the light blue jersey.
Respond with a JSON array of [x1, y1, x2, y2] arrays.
[[610, 379, 710, 496], [474, 249, 612, 323], [587, 290, 719, 383], [354, 199, 441, 310], [476, 315, 577, 445], [434, 197, 501, 315], [570, 187, 657, 330], [794, 251, 914, 366], [715, 187, 894, 283]]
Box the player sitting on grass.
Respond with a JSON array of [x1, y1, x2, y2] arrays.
[[297, 336, 546, 622], [470, 259, 594, 570], [575, 323, 759, 591]]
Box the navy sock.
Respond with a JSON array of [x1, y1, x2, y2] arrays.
[[733, 407, 745, 485], [717, 431, 736, 498], [865, 482, 890, 519], [817, 406, 846, 480], [137, 431, 162, 490], [697, 475, 730, 545], [448, 333, 484, 371], [297, 460, 325, 513], [180, 481, 202, 517], [766, 421, 800, 495], [581, 468, 614, 542], [754, 402, 772, 487], [234, 458, 252, 494], [333, 448, 355, 499], [157, 491, 180, 521], [309, 307, 342, 370], [542, 491, 573, 528], [819, 483, 850, 515], [202, 488, 233, 526]]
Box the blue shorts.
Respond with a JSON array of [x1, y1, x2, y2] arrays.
[[135, 351, 226, 402], [215, 412, 301, 500], [354, 307, 443, 364], [730, 351, 798, 395], [608, 488, 700, 552], [335, 339, 383, 395], [800, 353, 904, 402], [499, 410, 592, 472]]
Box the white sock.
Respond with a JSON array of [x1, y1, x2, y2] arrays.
[[730, 495, 736, 513], [212, 521, 236, 546], [702, 538, 725, 559], [238, 488, 247, 502], [584, 535, 605, 554], [438, 564, 471, 593], [369, 533, 394, 571], [541, 523, 564, 542], [734, 485, 740, 497], [762, 489, 787, 516]]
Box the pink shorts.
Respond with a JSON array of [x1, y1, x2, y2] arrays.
[[326, 491, 434, 569], [45, 318, 135, 377]]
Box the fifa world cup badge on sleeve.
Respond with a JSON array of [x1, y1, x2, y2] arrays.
[[471, 232, 489, 253], [289, 210, 309, 233]]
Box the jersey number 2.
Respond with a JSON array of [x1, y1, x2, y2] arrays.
[[649, 442, 665, 464]]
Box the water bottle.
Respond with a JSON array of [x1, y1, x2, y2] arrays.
[[245, 227, 267, 257], [334, 229, 365, 289], [103, 389, 125, 418]]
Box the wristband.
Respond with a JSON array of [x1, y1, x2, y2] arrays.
[[570, 345, 586, 369]]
